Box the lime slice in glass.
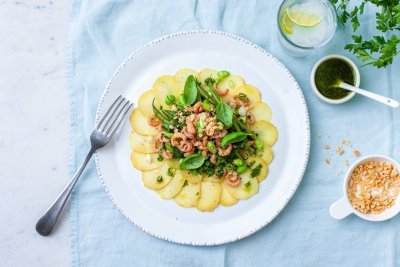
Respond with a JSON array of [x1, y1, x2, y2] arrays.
[[286, 7, 323, 27], [281, 14, 295, 34]]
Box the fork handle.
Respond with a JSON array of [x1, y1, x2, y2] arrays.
[[36, 148, 95, 236]]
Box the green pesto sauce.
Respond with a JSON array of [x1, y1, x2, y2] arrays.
[[315, 58, 355, 100]]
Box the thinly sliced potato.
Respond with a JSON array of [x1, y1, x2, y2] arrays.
[[166, 159, 180, 169], [258, 144, 274, 164], [141, 163, 172, 190], [156, 170, 186, 199], [249, 102, 272, 122], [153, 75, 180, 108], [130, 151, 163, 171], [201, 175, 222, 183], [196, 181, 221, 212], [180, 170, 202, 184], [219, 75, 246, 101], [230, 84, 261, 104], [248, 157, 269, 182], [138, 89, 157, 117], [249, 120, 278, 146], [175, 68, 198, 92], [174, 181, 201, 207], [128, 131, 154, 153], [197, 68, 218, 84], [219, 183, 238, 206], [226, 171, 259, 200], [130, 109, 158, 136]]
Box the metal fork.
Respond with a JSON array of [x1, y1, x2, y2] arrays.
[[36, 95, 133, 236]]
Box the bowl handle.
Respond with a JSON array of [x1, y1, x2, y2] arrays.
[[330, 197, 353, 220]]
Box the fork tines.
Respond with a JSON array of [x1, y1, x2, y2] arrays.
[[97, 95, 133, 136]]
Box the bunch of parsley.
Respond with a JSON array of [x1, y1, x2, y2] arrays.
[[330, 0, 400, 68]]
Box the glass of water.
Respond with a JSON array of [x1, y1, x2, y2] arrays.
[[277, 0, 337, 57]]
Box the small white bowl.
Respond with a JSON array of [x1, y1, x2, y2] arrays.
[[310, 54, 360, 104], [330, 155, 400, 222]]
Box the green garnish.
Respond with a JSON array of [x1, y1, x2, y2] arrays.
[[183, 75, 199, 106], [164, 132, 173, 138], [156, 175, 163, 183], [202, 99, 212, 111], [233, 158, 243, 166], [157, 154, 164, 161], [238, 93, 249, 102], [228, 80, 236, 88], [251, 164, 262, 178], [179, 153, 206, 170], [244, 181, 252, 192], [206, 141, 217, 154], [216, 101, 233, 127], [236, 164, 247, 174], [255, 138, 264, 152], [215, 70, 230, 84], [221, 132, 248, 148], [331, 0, 400, 68], [177, 93, 186, 105], [183, 180, 189, 187], [165, 95, 175, 105], [167, 167, 175, 177]]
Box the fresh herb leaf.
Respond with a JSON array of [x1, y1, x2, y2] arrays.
[[179, 153, 206, 170], [216, 101, 233, 127], [221, 132, 248, 148], [184, 75, 198, 106]]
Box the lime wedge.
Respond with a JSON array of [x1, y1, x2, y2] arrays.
[[281, 14, 295, 34], [286, 7, 323, 27]]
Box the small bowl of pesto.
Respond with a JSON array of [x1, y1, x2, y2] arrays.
[[310, 54, 360, 104]]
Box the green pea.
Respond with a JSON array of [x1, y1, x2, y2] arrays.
[[207, 141, 217, 154], [202, 99, 212, 111], [236, 164, 247, 174], [255, 138, 264, 152], [164, 132, 173, 138], [177, 93, 186, 105], [233, 158, 243, 166], [165, 95, 175, 105]]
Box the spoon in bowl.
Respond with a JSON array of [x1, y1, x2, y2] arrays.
[[337, 81, 399, 108]]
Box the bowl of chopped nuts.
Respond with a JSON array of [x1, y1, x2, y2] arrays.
[[330, 155, 400, 221]]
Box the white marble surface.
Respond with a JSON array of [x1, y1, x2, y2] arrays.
[[0, 0, 71, 266]]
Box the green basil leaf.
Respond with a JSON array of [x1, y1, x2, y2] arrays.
[[221, 132, 248, 148], [216, 101, 233, 127], [183, 75, 198, 106], [179, 153, 206, 170]]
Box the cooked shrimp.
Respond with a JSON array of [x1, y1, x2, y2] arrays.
[[247, 112, 255, 124], [171, 132, 187, 147], [148, 116, 161, 127], [192, 101, 204, 113], [225, 171, 241, 187], [217, 88, 229, 97]]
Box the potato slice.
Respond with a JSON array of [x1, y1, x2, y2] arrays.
[[128, 131, 154, 154], [156, 170, 186, 199], [249, 120, 278, 146], [153, 75, 180, 108], [197, 68, 218, 84], [141, 163, 173, 190], [175, 68, 198, 92], [130, 109, 158, 136], [219, 183, 238, 206], [174, 181, 201, 207], [249, 102, 272, 122], [166, 159, 180, 169], [196, 181, 221, 212], [180, 170, 202, 184], [130, 151, 163, 171], [226, 171, 259, 200], [230, 84, 261, 104], [138, 89, 157, 117], [258, 144, 274, 165], [219, 74, 246, 101], [248, 157, 269, 182], [201, 174, 222, 183]]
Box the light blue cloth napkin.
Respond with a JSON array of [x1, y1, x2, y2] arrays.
[[68, 1, 400, 266]]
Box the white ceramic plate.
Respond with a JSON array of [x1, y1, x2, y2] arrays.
[[95, 30, 310, 245]]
